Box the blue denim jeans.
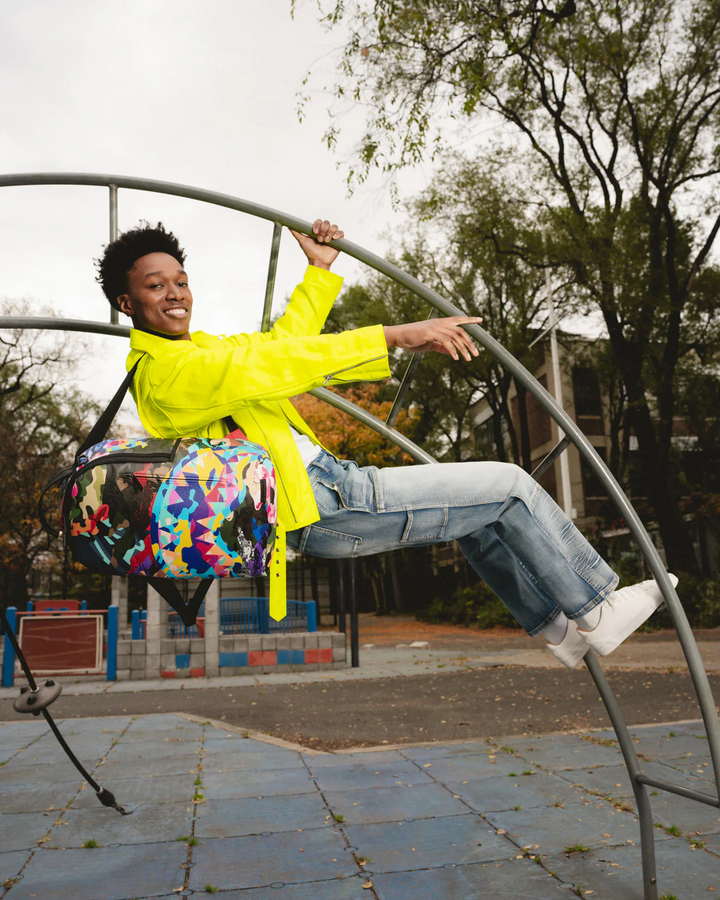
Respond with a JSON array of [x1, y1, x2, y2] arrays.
[[286, 451, 618, 636]]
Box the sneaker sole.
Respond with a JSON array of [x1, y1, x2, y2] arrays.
[[549, 641, 589, 668]]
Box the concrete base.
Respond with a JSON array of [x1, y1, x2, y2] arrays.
[[114, 632, 346, 681]]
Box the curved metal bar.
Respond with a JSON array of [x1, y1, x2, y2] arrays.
[[2, 174, 717, 812], [0, 316, 130, 338], [310, 387, 437, 466], [585, 652, 658, 899]]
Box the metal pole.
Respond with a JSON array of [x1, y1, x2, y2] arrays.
[[585, 653, 658, 899], [386, 309, 439, 427], [261, 223, 282, 333], [349, 558, 359, 668], [541, 220, 573, 519], [2, 607, 17, 687], [107, 605, 118, 682], [109, 185, 119, 325], [337, 560, 346, 635]]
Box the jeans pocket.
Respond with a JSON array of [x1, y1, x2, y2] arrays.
[[300, 523, 362, 558], [314, 480, 342, 515], [401, 507, 448, 543], [316, 461, 378, 513]]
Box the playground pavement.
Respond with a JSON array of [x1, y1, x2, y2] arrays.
[[0, 711, 718, 900]]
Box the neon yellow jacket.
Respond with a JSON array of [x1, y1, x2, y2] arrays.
[[126, 265, 391, 532]]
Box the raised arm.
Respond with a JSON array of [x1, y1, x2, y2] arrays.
[[221, 219, 346, 348]]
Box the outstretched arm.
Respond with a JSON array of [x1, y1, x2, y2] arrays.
[[384, 316, 483, 362], [220, 219, 346, 350]]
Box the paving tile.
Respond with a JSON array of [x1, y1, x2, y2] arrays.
[[202, 767, 318, 799], [371, 855, 571, 899], [93, 752, 200, 781], [0, 760, 92, 786], [55, 716, 133, 734], [4, 841, 187, 900], [443, 771, 591, 813], [123, 714, 189, 731], [115, 726, 202, 744], [104, 738, 202, 761], [484, 798, 639, 854], [544, 836, 720, 899], [343, 813, 516, 872], [322, 783, 469, 826], [188, 827, 353, 891], [202, 749, 305, 773], [71, 773, 196, 809], [646, 788, 720, 835], [410, 752, 534, 783], [502, 734, 624, 770], [659, 754, 718, 784], [195, 793, 331, 838], [630, 720, 708, 737], [0, 781, 77, 813], [402, 742, 511, 764], [624, 731, 711, 761], [0, 811, 56, 851], [310, 759, 435, 792], [44, 799, 195, 847], [180, 875, 372, 898], [0, 726, 49, 749], [557, 759, 710, 799], [0, 746, 19, 764], [202, 734, 277, 753], [303, 750, 407, 768], [0, 850, 31, 886], [703, 831, 720, 855], [12, 741, 112, 765]]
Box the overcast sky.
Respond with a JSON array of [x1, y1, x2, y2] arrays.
[[0, 1, 433, 415]]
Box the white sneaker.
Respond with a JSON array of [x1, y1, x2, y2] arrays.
[[578, 573, 679, 656], [546, 619, 590, 668]]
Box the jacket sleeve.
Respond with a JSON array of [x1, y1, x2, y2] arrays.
[[221, 266, 343, 348], [143, 325, 391, 434]]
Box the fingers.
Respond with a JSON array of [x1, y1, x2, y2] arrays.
[[312, 218, 344, 243], [435, 316, 483, 362]]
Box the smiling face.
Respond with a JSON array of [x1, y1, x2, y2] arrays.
[[117, 252, 193, 339]]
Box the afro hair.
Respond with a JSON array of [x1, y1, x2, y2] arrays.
[[95, 221, 186, 311]]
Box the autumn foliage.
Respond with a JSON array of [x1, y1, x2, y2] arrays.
[[290, 384, 418, 468]]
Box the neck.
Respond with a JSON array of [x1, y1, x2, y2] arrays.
[[134, 324, 191, 341]]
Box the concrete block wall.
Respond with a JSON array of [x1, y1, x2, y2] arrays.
[[114, 631, 346, 680]]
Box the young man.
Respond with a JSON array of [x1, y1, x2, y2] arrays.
[[96, 219, 676, 668]]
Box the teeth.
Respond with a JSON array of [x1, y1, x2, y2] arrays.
[[165, 308, 187, 317]]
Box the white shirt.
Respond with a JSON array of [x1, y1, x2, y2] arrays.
[[290, 426, 322, 469]]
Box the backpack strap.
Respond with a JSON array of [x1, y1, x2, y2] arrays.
[[77, 357, 144, 458], [148, 578, 213, 628]]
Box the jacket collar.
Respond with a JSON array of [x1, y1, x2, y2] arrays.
[[129, 328, 197, 356]]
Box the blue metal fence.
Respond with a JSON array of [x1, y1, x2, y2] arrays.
[[168, 605, 204, 639], [220, 597, 316, 635], [145, 597, 315, 638]]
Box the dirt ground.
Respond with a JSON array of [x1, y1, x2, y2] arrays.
[[321, 612, 720, 650]]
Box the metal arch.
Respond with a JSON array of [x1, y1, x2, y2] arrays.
[[1, 172, 719, 899]]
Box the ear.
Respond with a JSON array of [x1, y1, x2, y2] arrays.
[[117, 294, 133, 316]]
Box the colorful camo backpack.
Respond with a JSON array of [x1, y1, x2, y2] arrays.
[[39, 357, 285, 625]]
